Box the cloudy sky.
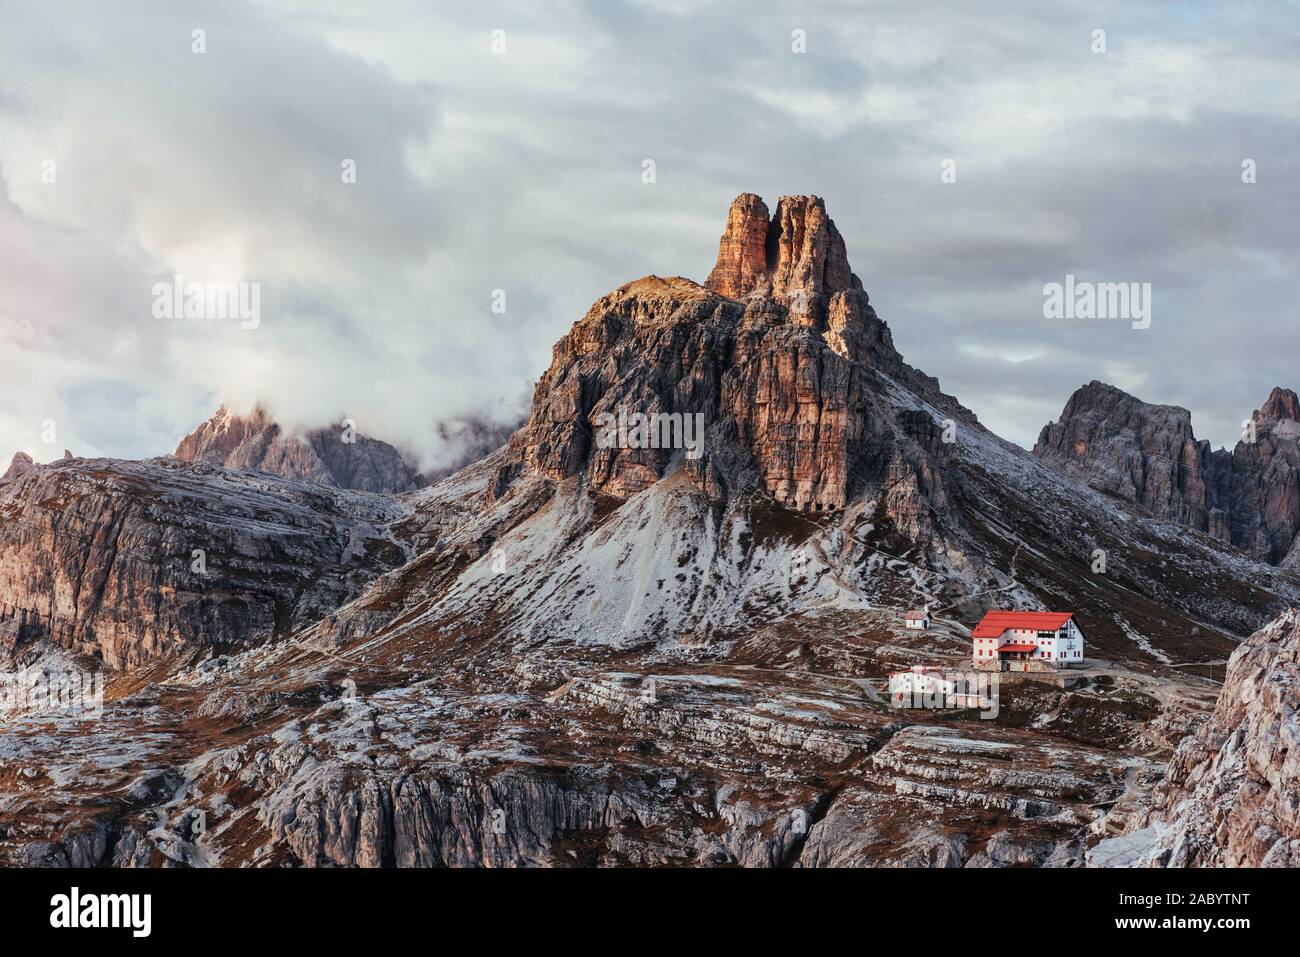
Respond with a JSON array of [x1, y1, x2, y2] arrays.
[[1, 0, 1296, 468]]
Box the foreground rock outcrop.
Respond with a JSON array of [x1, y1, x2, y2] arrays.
[[175, 404, 426, 494], [0, 638, 1145, 868], [1090, 609, 1300, 866]]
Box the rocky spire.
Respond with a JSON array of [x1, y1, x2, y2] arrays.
[[1255, 386, 1300, 423], [703, 193, 772, 301], [512, 192, 964, 521], [705, 194, 860, 322], [1, 451, 35, 483]]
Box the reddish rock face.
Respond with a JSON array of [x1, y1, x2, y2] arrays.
[[1259, 386, 1300, 423], [1, 452, 35, 483], [705, 193, 859, 326], [723, 320, 884, 512], [515, 195, 963, 527], [703, 193, 772, 302]]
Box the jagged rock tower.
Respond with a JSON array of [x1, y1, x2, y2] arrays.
[[508, 194, 962, 527]]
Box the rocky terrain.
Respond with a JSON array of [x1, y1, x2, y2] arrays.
[[0, 194, 1297, 867], [1, 449, 74, 484], [1035, 381, 1300, 567], [175, 404, 426, 494], [1089, 610, 1300, 867]]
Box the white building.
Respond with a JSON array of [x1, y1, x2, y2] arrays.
[[971, 610, 1085, 671], [904, 609, 930, 630], [888, 666, 991, 709]]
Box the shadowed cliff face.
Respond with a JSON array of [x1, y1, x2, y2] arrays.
[[175, 405, 426, 495], [1223, 387, 1300, 566], [1034, 381, 1300, 566], [0, 457, 410, 669], [514, 195, 964, 519], [1032, 381, 1215, 527]]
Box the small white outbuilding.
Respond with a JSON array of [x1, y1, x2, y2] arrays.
[[904, 609, 930, 630]]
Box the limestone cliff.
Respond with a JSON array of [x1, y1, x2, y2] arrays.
[[0, 457, 408, 669]]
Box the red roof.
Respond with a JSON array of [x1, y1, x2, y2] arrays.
[[997, 643, 1039, 653], [905, 609, 927, 618], [972, 610, 1073, 639]]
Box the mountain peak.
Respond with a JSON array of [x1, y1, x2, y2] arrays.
[[175, 405, 425, 494], [705, 193, 860, 317], [509, 194, 972, 517], [1, 451, 35, 483], [1033, 381, 1208, 529], [1056, 380, 1192, 422], [1256, 386, 1300, 423]]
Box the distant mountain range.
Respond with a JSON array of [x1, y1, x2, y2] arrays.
[[173, 404, 426, 494]]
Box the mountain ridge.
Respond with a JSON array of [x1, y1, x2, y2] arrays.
[[1034, 380, 1300, 566]]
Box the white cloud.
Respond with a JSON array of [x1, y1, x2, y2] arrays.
[[0, 0, 1296, 465]]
